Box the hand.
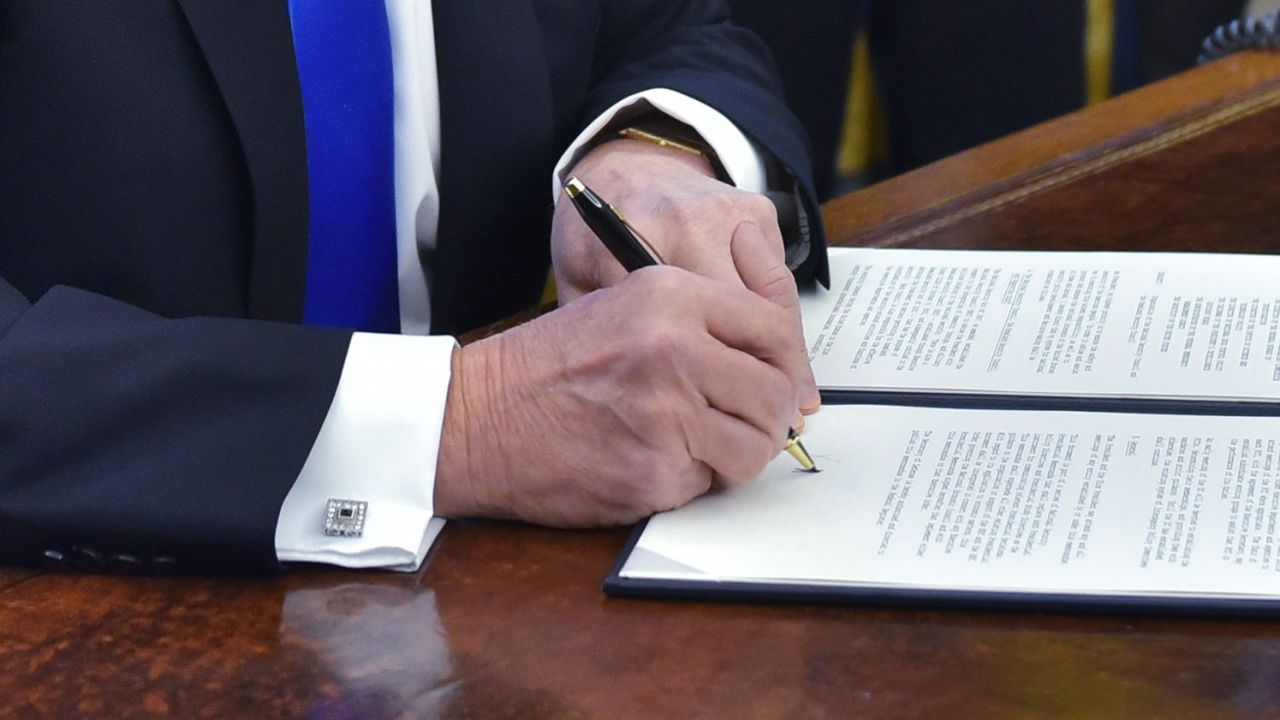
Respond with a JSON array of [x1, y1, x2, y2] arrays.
[[551, 138, 821, 416], [433, 267, 808, 526]]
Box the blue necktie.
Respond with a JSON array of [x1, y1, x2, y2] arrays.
[[288, 0, 400, 332]]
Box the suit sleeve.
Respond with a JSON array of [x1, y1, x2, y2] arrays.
[[583, 0, 829, 285], [0, 279, 351, 574]]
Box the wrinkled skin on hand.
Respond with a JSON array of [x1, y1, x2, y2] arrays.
[[551, 138, 820, 416], [433, 139, 825, 526], [434, 267, 808, 526]]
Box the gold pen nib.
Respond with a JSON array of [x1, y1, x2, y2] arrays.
[[784, 428, 819, 472], [564, 176, 585, 199]]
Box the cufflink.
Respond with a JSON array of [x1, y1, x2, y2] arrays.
[[324, 499, 368, 538]]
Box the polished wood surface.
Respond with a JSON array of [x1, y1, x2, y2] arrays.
[[9, 53, 1280, 719], [825, 51, 1280, 254]]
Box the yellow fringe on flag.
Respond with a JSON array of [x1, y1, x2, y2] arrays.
[[1085, 0, 1115, 104], [835, 32, 887, 178]]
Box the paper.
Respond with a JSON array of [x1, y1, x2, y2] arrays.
[[802, 249, 1280, 401], [624, 404, 1280, 599]]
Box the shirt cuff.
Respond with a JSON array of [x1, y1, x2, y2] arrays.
[[275, 332, 456, 572], [552, 88, 770, 200]]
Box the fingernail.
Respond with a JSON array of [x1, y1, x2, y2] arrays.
[[801, 385, 821, 413], [792, 411, 806, 433]]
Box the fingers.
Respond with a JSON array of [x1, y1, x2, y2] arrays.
[[620, 269, 805, 479], [731, 221, 789, 311], [731, 221, 821, 413], [674, 271, 813, 416], [646, 460, 715, 514], [686, 405, 780, 487], [688, 337, 794, 445]]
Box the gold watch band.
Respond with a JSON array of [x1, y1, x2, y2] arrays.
[[618, 127, 708, 159], [616, 123, 732, 183], [615, 119, 810, 271]]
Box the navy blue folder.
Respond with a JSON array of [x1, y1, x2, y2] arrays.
[[603, 392, 1280, 617]]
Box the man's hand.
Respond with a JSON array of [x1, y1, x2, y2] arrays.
[[551, 138, 821, 416], [434, 267, 808, 526]]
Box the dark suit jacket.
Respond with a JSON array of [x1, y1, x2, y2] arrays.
[[0, 0, 825, 573]]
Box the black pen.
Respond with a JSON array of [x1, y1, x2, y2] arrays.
[[563, 176, 818, 473]]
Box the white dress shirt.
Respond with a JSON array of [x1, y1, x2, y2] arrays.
[[275, 0, 770, 571]]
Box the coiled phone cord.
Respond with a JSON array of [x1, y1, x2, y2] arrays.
[[1199, 11, 1280, 64]]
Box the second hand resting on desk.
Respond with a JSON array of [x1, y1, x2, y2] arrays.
[[562, 176, 819, 473]]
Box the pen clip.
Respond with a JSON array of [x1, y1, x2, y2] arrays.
[[564, 175, 667, 269], [610, 204, 667, 266]]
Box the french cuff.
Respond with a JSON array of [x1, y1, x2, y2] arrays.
[[552, 88, 770, 201], [275, 332, 457, 572]]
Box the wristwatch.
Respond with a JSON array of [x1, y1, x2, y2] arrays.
[[616, 117, 811, 272], [617, 120, 733, 184]]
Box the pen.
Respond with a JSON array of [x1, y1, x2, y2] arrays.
[[563, 176, 819, 473]]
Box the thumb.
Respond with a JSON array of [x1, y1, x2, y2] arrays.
[[731, 222, 821, 413], [731, 221, 795, 311]]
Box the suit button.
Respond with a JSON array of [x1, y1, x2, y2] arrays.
[[152, 555, 180, 575], [73, 547, 105, 571], [41, 549, 66, 567], [109, 553, 143, 574]]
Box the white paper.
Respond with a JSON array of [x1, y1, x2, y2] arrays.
[[802, 248, 1280, 402], [625, 404, 1280, 600]]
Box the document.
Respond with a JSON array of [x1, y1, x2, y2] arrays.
[[613, 405, 1280, 606], [803, 248, 1280, 401], [608, 248, 1280, 611]]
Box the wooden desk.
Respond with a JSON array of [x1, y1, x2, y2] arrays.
[[8, 53, 1280, 719]]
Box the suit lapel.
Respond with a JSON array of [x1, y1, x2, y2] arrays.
[[174, 0, 310, 322], [176, 0, 556, 329], [431, 0, 554, 334]]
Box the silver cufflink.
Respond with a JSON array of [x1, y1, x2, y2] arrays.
[[324, 499, 368, 538]]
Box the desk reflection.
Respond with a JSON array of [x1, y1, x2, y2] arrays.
[[282, 582, 454, 718], [5, 526, 1280, 719]]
